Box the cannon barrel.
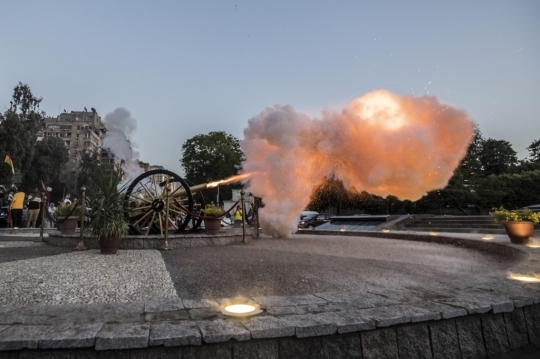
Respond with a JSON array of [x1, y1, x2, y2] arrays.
[[170, 182, 209, 198]]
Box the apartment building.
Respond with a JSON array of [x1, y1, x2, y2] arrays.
[[38, 109, 106, 192]]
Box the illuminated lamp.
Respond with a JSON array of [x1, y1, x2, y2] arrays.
[[382, 229, 390, 233], [429, 232, 438, 236], [482, 235, 494, 240], [219, 298, 262, 317]]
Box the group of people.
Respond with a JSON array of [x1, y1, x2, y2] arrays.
[[4, 183, 72, 229]]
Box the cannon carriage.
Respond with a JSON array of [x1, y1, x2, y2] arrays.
[[124, 169, 208, 235]]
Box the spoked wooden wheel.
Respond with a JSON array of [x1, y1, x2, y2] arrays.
[[182, 179, 206, 232], [124, 169, 193, 235]]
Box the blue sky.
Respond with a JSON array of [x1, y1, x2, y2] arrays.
[[1, 1, 538, 175]]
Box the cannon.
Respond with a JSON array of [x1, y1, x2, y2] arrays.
[[124, 169, 250, 235]]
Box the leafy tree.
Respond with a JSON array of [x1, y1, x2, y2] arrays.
[[180, 131, 244, 202], [527, 139, 540, 163], [77, 150, 103, 189], [0, 82, 45, 184], [307, 177, 350, 214], [23, 137, 68, 186], [479, 138, 517, 176]]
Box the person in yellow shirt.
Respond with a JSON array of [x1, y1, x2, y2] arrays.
[[9, 187, 25, 229], [234, 205, 243, 227]]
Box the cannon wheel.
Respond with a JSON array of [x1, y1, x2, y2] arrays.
[[124, 169, 194, 235]]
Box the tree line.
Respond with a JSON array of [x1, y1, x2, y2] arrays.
[[308, 126, 540, 215]]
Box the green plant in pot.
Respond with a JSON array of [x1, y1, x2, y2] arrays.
[[201, 202, 224, 235], [86, 172, 129, 254], [53, 202, 83, 235], [490, 206, 540, 245]]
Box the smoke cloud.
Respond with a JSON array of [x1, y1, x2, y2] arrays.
[[102, 108, 142, 181], [241, 89, 474, 238]]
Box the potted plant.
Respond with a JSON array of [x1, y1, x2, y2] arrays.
[[490, 206, 540, 244], [53, 202, 83, 235], [86, 172, 129, 254], [201, 202, 224, 235]]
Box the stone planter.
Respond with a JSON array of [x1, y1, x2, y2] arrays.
[[99, 236, 123, 254], [57, 216, 78, 235], [203, 217, 223, 235], [503, 221, 534, 245]]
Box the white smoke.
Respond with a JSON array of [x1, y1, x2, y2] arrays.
[[241, 90, 474, 238], [102, 108, 142, 181]]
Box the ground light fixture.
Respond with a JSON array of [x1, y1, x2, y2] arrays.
[[382, 229, 390, 233], [219, 298, 262, 317], [429, 232, 438, 236], [507, 273, 540, 283], [482, 235, 494, 240]]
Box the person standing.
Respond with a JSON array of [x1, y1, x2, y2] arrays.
[[234, 205, 243, 228], [62, 193, 72, 205], [27, 188, 41, 228], [9, 187, 25, 229]]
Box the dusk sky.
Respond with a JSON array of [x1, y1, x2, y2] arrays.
[[1, 1, 538, 175]]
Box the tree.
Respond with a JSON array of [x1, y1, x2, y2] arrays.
[[23, 137, 68, 186], [77, 150, 103, 189], [0, 82, 45, 184], [307, 177, 350, 214], [479, 138, 517, 176], [180, 131, 244, 202], [527, 139, 540, 163]]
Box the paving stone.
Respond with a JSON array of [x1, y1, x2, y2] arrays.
[[322, 333, 362, 359], [149, 321, 201, 346], [504, 307, 530, 349], [481, 313, 510, 357], [524, 303, 540, 344], [250, 296, 297, 308], [145, 298, 184, 312], [49, 302, 145, 325], [145, 310, 189, 322], [312, 311, 375, 334], [280, 314, 337, 338], [287, 294, 328, 306], [429, 320, 461, 359], [314, 291, 397, 308], [38, 323, 103, 349], [367, 289, 424, 304], [0, 324, 53, 350], [265, 306, 308, 316], [233, 340, 279, 359], [19, 349, 98, 358], [455, 316, 486, 359], [147, 347, 182, 358], [356, 304, 440, 328], [189, 308, 220, 320], [94, 323, 149, 351], [182, 299, 220, 309], [436, 297, 492, 314], [411, 301, 467, 319], [198, 319, 250, 343], [396, 324, 431, 359], [361, 328, 398, 359], [242, 316, 295, 339], [279, 337, 324, 359]]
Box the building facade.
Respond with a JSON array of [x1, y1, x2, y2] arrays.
[[38, 110, 106, 192]]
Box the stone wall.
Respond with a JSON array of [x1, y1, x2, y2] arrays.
[[3, 304, 540, 358]]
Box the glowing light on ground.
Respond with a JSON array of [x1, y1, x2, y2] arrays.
[[508, 273, 540, 283], [482, 235, 494, 240], [382, 229, 390, 233], [219, 299, 262, 317], [527, 242, 540, 248], [430, 232, 438, 236]]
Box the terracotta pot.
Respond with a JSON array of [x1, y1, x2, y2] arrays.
[[503, 222, 534, 245], [203, 217, 223, 235], [99, 236, 123, 254], [57, 216, 78, 234]]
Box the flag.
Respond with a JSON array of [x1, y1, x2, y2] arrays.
[[4, 152, 14, 174]]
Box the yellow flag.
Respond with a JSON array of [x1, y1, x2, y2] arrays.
[[4, 152, 14, 174]]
